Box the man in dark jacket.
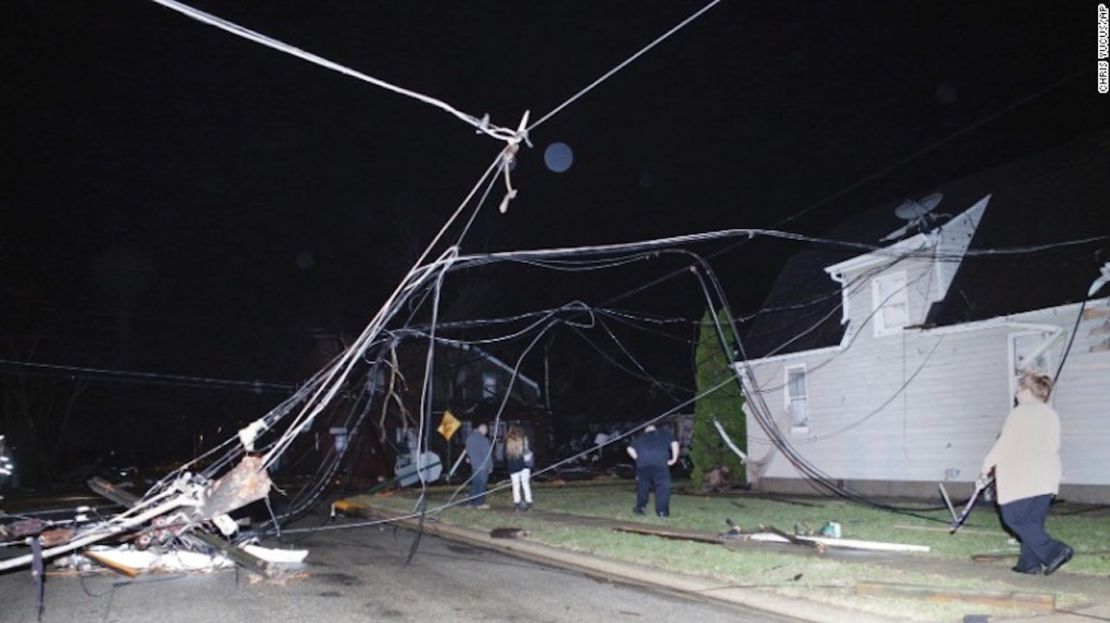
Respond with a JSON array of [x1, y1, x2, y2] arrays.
[[465, 423, 493, 509], [627, 424, 679, 517]]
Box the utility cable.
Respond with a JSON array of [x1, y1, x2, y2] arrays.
[[527, 0, 722, 132], [148, 0, 524, 144], [0, 358, 293, 394]]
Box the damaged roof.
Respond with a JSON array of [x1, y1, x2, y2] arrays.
[[740, 132, 1110, 360]]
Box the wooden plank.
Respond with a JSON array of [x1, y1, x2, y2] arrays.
[[84, 550, 143, 578], [747, 533, 930, 552], [612, 525, 723, 544], [855, 581, 1054, 612]]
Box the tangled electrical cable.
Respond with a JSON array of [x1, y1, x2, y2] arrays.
[[124, 0, 1108, 529], [202, 227, 1105, 541]]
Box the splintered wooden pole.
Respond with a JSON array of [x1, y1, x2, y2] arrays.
[[855, 582, 1055, 613], [87, 476, 274, 578]]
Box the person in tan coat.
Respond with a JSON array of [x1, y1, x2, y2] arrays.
[[980, 372, 1073, 575]]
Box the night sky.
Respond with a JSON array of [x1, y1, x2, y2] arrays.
[[3, 1, 1108, 476]]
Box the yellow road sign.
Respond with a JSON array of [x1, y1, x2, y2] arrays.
[[437, 410, 461, 440]]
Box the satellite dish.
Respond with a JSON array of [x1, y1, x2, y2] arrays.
[[880, 192, 945, 242], [894, 192, 944, 220]]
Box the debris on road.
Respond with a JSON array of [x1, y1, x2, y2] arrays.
[[0, 457, 305, 583], [79, 546, 236, 577]]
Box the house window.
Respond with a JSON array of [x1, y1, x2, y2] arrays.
[[1010, 331, 1055, 376], [785, 366, 808, 430], [482, 372, 498, 400], [871, 271, 909, 336], [1008, 330, 1058, 407]]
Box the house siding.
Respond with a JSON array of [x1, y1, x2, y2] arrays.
[[740, 297, 1110, 502]]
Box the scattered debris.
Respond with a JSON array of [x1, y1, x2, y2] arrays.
[[7, 518, 49, 538], [78, 546, 236, 577], [722, 517, 746, 539], [818, 521, 842, 538], [490, 527, 530, 539], [0, 457, 304, 583], [614, 519, 926, 554], [243, 544, 309, 564], [762, 525, 825, 552], [39, 528, 75, 548], [793, 521, 815, 536]]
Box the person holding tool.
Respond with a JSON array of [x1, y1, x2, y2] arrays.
[[980, 372, 1072, 575]]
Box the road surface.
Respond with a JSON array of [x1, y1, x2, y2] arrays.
[[1, 509, 802, 623]]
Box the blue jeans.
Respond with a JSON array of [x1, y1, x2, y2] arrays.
[[470, 469, 490, 505]]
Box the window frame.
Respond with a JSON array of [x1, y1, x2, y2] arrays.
[[784, 364, 809, 433], [870, 270, 910, 337]]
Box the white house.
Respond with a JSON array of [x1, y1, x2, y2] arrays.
[[736, 133, 1110, 502]]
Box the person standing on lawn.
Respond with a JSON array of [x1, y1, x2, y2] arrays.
[[465, 422, 493, 509], [627, 423, 679, 517], [980, 372, 1073, 575], [505, 425, 534, 511]]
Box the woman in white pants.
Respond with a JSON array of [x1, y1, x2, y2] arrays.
[[505, 425, 533, 511]]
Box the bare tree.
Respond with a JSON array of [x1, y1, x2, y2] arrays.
[[0, 338, 88, 484]]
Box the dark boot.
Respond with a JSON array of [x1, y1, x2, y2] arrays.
[[1044, 545, 1074, 576]]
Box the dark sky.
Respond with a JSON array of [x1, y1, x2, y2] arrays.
[[3, 1, 1108, 449]]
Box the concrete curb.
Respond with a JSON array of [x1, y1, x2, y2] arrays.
[[335, 499, 895, 623]]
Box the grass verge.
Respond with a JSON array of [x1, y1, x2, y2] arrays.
[[348, 480, 1104, 622]]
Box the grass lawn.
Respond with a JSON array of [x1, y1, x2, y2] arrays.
[[353, 479, 1109, 622], [521, 480, 1110, 573]]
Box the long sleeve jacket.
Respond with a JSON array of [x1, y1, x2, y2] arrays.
[[981, 401, 1061, 505]]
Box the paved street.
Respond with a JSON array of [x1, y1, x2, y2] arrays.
[[1, 513, 800, 623]]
